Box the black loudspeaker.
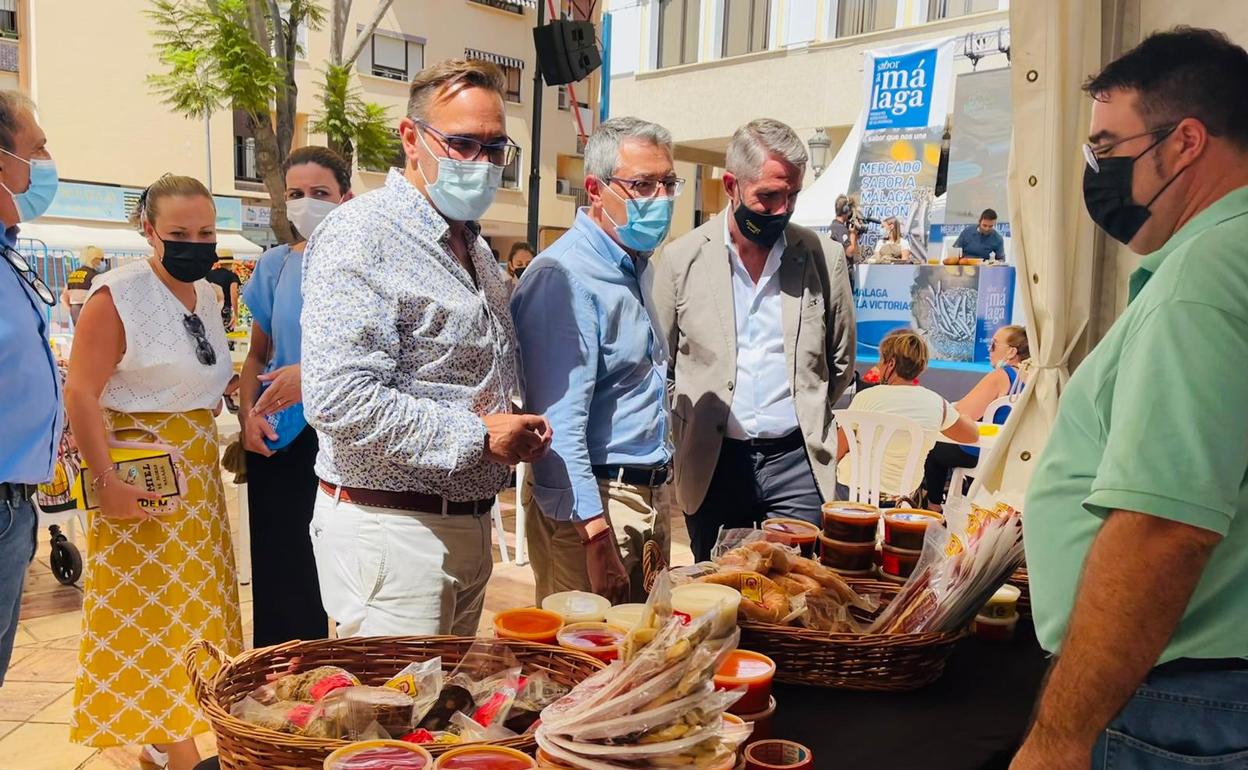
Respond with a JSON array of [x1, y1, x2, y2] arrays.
[[533, 20, 601, 86]]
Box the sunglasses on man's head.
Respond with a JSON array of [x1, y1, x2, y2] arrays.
[[182, 313, 217, 366]]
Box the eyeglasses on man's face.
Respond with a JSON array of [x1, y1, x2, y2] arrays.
[[607, 176, 686, 200], [1082, 123, 1178, 173], [417, 121, 520, 167]]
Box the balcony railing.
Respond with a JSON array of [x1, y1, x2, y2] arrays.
[[0, 38, 17, 73], [234, 136, 260, 182], [469, 0, 526, 14]]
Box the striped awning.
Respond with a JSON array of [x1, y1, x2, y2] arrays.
[[464, 48, 525, 70]]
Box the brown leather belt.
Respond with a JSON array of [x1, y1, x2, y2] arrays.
[[318, 480, 494, 516]]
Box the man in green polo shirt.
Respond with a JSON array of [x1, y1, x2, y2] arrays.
[[1014, 28, 1248, 770]]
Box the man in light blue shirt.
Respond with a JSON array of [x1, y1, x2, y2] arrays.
[[512, 117, 677, 603], [0, 91, 62, 685]]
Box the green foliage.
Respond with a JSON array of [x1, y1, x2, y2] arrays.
[[311, 64, 400, 170], [146, 0, 327, 118]]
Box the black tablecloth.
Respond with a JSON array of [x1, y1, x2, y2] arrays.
[[195, 623, 1049, 770], [768, 620, 1050, 770]]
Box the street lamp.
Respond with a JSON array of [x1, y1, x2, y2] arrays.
[[807, 127, 832, 178]]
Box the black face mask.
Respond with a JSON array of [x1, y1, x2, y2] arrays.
[[161, 239, 219, 283], [512, 266, 526, 279], [733, 196, 791, 247], [1082, 127, 1185, 246]]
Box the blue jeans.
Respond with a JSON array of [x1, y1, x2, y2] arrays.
[[0, 494, 37, 685], [1092, 667, 1248, 768]]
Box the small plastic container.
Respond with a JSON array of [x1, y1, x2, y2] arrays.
[[603, 603, 647, 631], [821, 502, 881, 543], [734, 695, 776, 742], [715, 649, 776, 714], [671, 583, 742, 637], [982, 584, 1021, 620], [555, 622, 627, 662], [883, 509, 944, 551], [534, 748, 573, 768], [818, 535, 876, 573], [493, 608, 563, 644], [761, 518, 821, 558], [435, 745, 537, 769], [972, 612, 1019, 642], [743, 737, 811, 770], [325, 740, 433, 770], [879, 545, 922, 579], [541, 591, 610, 624]]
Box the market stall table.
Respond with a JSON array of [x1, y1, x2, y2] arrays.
[[766, 620, 1049, 770]]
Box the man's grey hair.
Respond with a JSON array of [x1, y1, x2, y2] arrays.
[[584, 117, 673, 180], [725, 118, 808, 181], [0, 91, 35, 154]]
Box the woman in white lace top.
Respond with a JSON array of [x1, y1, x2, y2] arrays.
[[63, 174, 242, 770]]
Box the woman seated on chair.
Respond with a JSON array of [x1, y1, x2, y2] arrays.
[[922, 324, 1030, 512], [835, 329, 979, 506]]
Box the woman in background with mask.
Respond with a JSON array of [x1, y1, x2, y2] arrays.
[[238, 146, 351, 647], [64, 174, 241, 770], [922, 324, 1030, 511]]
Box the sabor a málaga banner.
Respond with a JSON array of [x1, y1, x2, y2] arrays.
[[847, 36, 957, 258]]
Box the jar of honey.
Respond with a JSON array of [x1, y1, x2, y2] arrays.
[[821, 502, 881, 543], [761, 518, 821, 558], [434, 746, 537, 770], [715, 649, 776, 714], [879, 545, 922, 579], [555, 622, 627, 662], [325, 740, 433, 770], [882, 509, 943, 551], [493, 608, 563, 645], [818, 535, 876, 574]]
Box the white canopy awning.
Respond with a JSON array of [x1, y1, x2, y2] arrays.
[[17, 222, 264, 258], [792, 120, 863, 231], [18, 221, 152, 254], [217, 232, 265, 259]]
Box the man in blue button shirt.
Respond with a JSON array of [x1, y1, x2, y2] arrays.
[[953, 208, 1006, 260], [0, 91, 62, 685], [512, 117, 677, 603]]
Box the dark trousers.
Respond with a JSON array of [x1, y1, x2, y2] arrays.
[[246, 426, 327, 647], [922, 441, 979, 506], [685, 431, 823, 563]]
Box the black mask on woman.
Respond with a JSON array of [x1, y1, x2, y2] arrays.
[[161, 240, 219, 282], [733, 196, 791, 247]]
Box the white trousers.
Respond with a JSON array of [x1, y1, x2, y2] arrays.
[[309, 488, 493, 637]]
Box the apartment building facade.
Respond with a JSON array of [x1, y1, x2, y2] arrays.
[[9, 0, 597, 272], [604, 0, 1010, 235]]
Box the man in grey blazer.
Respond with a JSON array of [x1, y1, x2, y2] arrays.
[[649, 119, 855, 561]]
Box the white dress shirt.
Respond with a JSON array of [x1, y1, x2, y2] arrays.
[[723, 215, 800, 440]]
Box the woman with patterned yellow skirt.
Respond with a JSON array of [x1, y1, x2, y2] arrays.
[[64, 175, 241, 770]]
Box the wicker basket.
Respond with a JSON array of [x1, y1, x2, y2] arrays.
[[1008, 567, 1031, 618], [738, 579, 965, 692], [185, 636, 603, 770]]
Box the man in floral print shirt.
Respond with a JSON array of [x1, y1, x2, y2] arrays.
[[301, 59, 551, 636]]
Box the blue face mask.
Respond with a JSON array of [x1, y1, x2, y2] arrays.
[[1, 149, 58, 222], [603, 185, 674, 252], [417, 132, 502, 222]]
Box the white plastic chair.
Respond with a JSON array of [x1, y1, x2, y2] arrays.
[[834, 409, 926, 508], [513, 461, 528, 566], [945, 395, 1015, 510]]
